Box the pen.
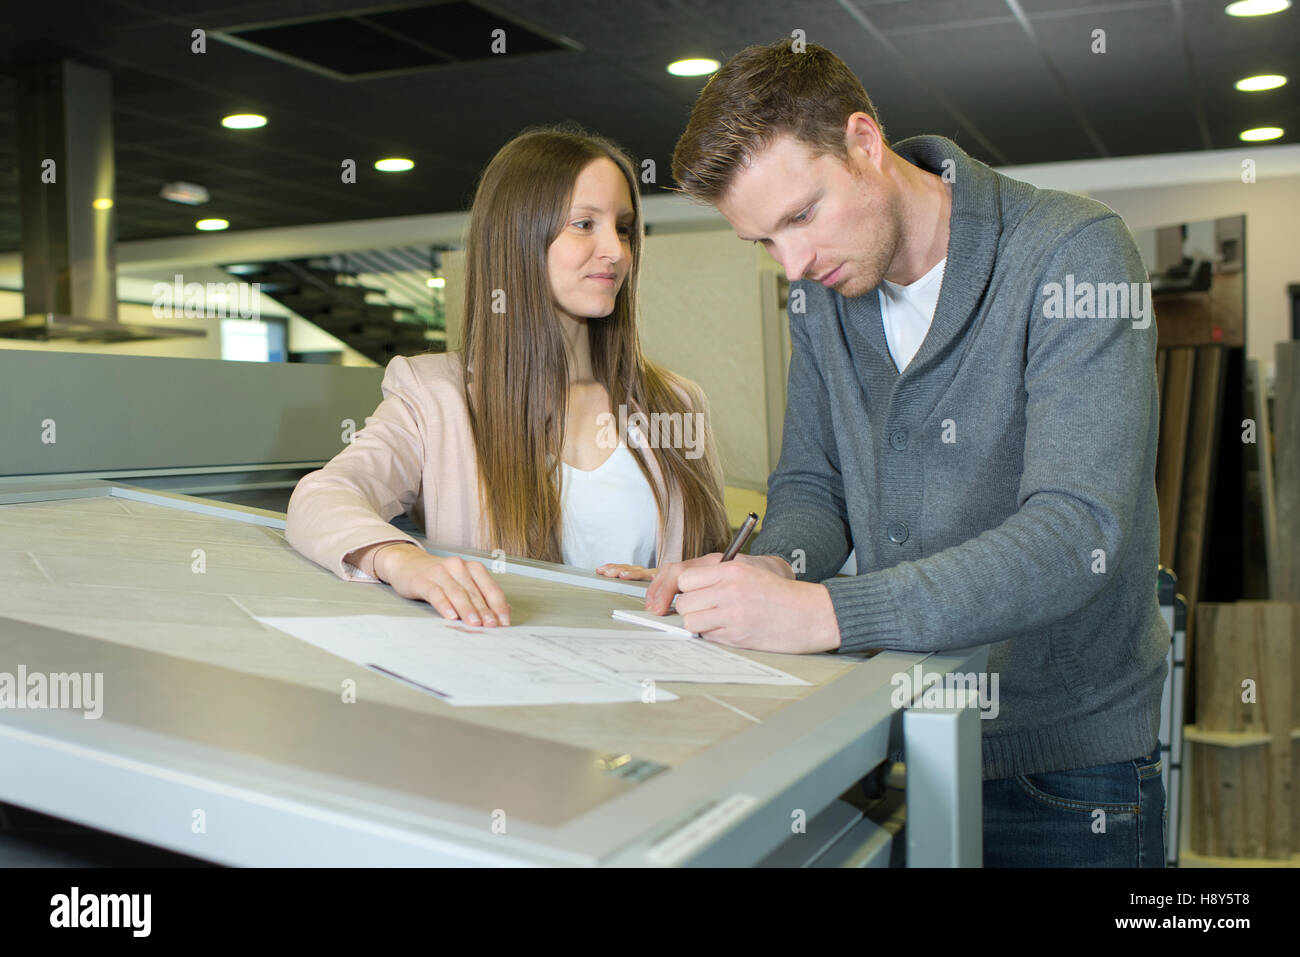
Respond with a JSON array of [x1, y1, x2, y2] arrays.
[[669, 511, 760, 613], [721, 511, 760, 562]]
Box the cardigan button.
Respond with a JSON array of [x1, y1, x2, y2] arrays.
[[890, 428, 908, 450], [887, 521, 909, 544]]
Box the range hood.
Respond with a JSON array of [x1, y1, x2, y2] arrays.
[[0, 60, 204, 342]]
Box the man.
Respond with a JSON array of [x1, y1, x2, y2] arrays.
[[649, 40, 1168, 867]]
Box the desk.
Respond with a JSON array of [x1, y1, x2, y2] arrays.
[[0, 479, 986, 866]]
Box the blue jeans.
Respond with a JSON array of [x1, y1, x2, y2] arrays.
[[983, 746, 1166, 867]]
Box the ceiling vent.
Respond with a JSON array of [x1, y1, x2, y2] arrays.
[[214, 1, 579, 81]]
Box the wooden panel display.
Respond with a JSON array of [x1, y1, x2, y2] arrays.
[[1156, 348, 1167, 408], [1276, 343, 1300, 602], [1187, 602, 1297, 862], [1156, 348, 1196, 569], [1174, 348, 1225, 621]]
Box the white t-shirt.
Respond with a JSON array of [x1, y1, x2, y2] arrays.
[[878, 257, 946, 373], [559, 443, 658, 570]]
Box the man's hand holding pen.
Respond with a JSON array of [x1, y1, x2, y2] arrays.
[[644, 516, 842, 654]]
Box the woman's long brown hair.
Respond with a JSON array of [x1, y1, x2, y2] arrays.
[[461, 127, 730, 563]]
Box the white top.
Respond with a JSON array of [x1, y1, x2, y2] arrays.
[[878, 257, 946, 373], [559, 442, 658, 570]]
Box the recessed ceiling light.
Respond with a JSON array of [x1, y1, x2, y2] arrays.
[[196, 218, 230, 231], [1225, 0, 1291, 16], [160, 181, 211, 205], [1240, 126, 1284, 141], [375, 158, 414, 172], [222, 113, 267, 129], [667, 58, 720, 77], [92, 198, 113, 210], [426, 277, 445, 288], [1235, 74, 1288, 91]]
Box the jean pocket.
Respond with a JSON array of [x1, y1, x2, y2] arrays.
[[1014, 762, 1141, 814]]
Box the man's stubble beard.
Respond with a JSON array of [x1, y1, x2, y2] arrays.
[[840, 170, 903, 299]]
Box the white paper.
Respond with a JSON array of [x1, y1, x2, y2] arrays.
[[523, 626, 809, 685], [611, 609, 697, 638], [255, 615, 808, 707], [256, 614, 673, 707]]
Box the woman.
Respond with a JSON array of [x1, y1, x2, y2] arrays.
[[286, 127, 731, 627]]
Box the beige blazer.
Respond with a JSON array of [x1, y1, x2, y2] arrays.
[[286, 352, 713, 583]]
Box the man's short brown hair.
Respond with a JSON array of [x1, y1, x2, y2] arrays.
[[671, 40, 886, 203]]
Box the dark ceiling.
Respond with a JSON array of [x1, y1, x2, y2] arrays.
[[0, 0, 1295, 252]]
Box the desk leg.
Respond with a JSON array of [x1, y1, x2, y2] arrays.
[[904, 705, 982, 867]]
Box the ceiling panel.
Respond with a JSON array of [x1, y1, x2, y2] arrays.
[[0, 0, 1293, 251]]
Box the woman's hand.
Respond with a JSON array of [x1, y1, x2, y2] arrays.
[[377, 545, 511, 626], [595, 563, 656, 581]]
